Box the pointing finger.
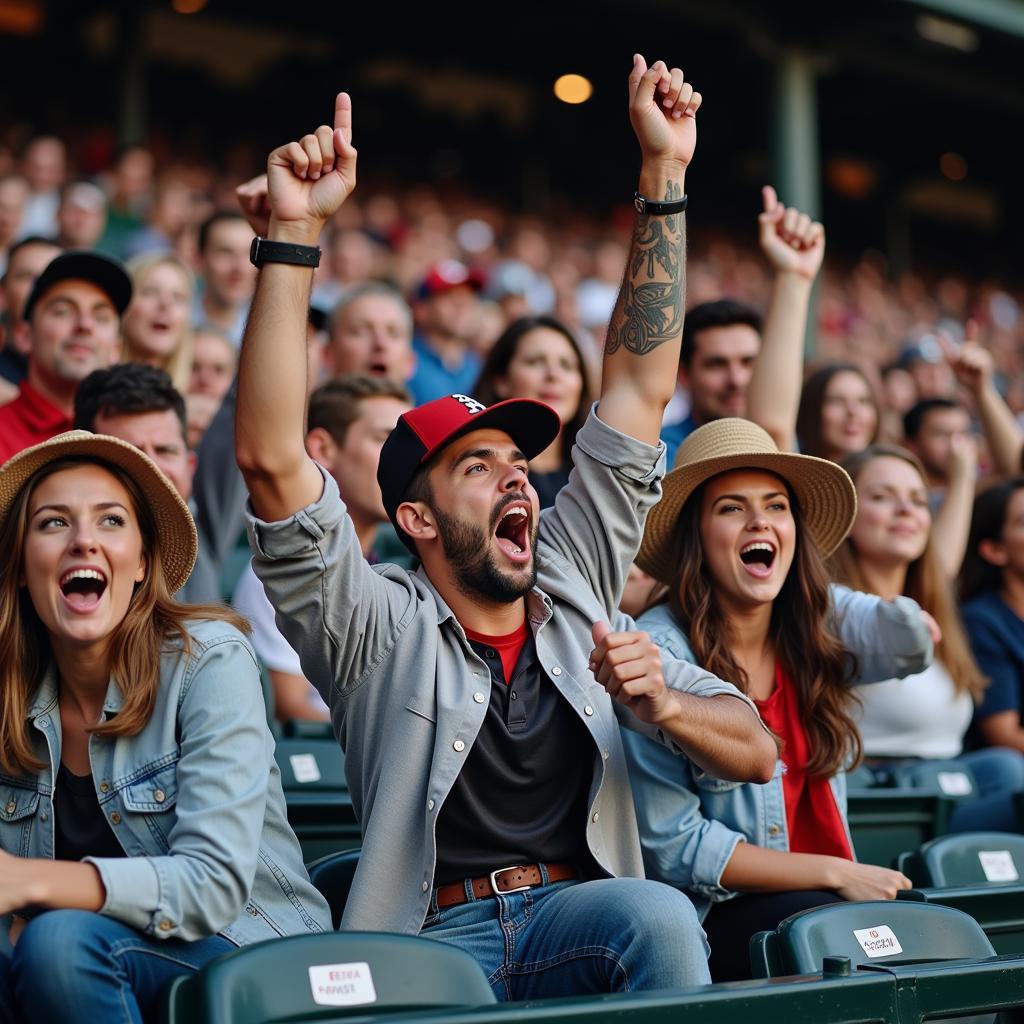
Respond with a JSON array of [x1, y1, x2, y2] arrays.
[[334, 91, 353, 144], [761, 184, 779, 214], [628, 53, 647, 104]]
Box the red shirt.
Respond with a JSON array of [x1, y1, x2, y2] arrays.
[[754, 663, 853, 859], [463, 621, 530, 684], [0, 379, 72, 464]]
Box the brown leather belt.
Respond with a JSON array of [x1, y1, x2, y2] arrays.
[[434, 862, 578, 910]]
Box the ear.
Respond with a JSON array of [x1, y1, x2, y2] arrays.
[[135, 552, 147, 584], [395, 500, 437, 546], [305, 427, 338, 466], [978, 538, 1009, 568]]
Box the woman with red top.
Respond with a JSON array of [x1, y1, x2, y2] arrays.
[[621, 418, 930, 981]]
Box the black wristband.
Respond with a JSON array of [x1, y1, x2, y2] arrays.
[[249, 236, 321, 269], [633, 192, 688, 216]]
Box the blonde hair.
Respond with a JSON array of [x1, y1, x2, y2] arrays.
[[122, 254, 195, 394], [829, 445, 986, 701], [0, 457, 246, 776]]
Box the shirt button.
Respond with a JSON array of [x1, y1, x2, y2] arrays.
[[40, 812, 48, 822], [99, 782, 110, 793], [485, 648, 497, 659], [551, 666, 562, 676], [591, 812, 600, 823], [427, 799, 435, 810], [38, 717, 49, 727], [453, 740, 465, 752], [768, 823, 781, 836], [5, 801, 15, 814], [584, 705, 594, 716], [422, 881, 429, 892], [473, 692, 485, 704], [110, 812, 122, 825], [602, 749, 610, 760], [153, 789, 166, 803], [159, 919, 173, 932]]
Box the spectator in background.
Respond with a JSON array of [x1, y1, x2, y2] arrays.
[[903, 398, 973, 510], [324, 280, 415, 384], [408, 259, 484, 404], [233, 374, 412, 723], [311, 227, 378, 312], [830, 445, 1024, 832], [960, 477, 1024, 752], [19, 135, 66, 238], [576, 239, 627, 337], [54, 182, 108, 251], [189, 325, 236, 402], [124, 173, 193, 260], [795, 362, 879, 462], [0, 174, 28, 274], [121, 254, 195, 393], [0, 236, 62, 402], [72, 363, 220, 604], [473, 315, 591, 508], [191, 211, 255, 347], [900, 335, 955, 401], [0, 251, 127, 463], [100, 146, 155, 257]]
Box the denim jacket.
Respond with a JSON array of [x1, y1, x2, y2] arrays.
[[621, 591, 933, 920], [0, 619, 331, 946]]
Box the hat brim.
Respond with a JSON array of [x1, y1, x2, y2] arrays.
[[636, 449, 857, 586], [0, 431, 197, 595]]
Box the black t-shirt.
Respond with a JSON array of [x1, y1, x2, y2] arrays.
[[53, 763, 125, 863], [432, 633, 596, 886]]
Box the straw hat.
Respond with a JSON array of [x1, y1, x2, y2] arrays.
[[637, 418, 857, 585], [0, 431, 197, 594]]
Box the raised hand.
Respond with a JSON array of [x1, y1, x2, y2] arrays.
[[758, 185, 825, 280], [236, 173, 271, 237], [628, 55, 701, 170], [266, 92, 357, 242], [940, 319, 993, 397], [589, 620, 676, 725]]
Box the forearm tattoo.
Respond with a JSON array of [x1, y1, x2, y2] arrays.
[[606, 180, 686, 356]]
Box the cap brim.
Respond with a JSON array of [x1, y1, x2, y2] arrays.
[[0, 431, 197, 594], [422, 397, 562, 465], [637, 450, 857, 585]]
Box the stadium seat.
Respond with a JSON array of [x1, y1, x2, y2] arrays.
[[897, 832, 1024, 888], [164, 931, 496, 1024], [307, 848, 361, 929], [900, 885, 1024, 956], [889, 760, 979, 800], [750, 899, 994, 978], [847, 789, 955, 868]]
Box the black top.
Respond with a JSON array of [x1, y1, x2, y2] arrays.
[[432, 633, 596, 885], [531, 464, 572, 510], [53, 763, 125, 863], [0, 345, 26, 386]]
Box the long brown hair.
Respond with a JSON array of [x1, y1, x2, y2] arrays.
[[660, 475, 861, 777], [829, 444, 986, 701], [796, 362, 880, 460], [0, 457, 247, 776]]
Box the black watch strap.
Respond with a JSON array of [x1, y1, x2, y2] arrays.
[[633, 192, 688, 216], [250, 236, 321, 269]]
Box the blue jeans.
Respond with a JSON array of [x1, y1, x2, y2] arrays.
[[0, 909, 234, 1024], [421, 875, 709, 1000], [947, 747, 1024, 833]]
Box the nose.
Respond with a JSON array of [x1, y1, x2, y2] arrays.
[[69, 522, 98, 553], [500, 462, 529, 491]]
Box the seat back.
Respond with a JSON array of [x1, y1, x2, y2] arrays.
[[889, 759, 978, 799], [900, 832, 1024, 888], [307, 849, 361, 929], [186, 931, 496, 1023], [847, 790, 953, 868], [754, 899, 994, 977], [274, 737, 347, 793]]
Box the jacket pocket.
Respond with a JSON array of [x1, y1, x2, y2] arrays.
[[120, 764, 179, 851], [0, 783, 41, 858]]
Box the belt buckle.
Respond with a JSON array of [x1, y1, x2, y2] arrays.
[[489, 864, 532, 896]]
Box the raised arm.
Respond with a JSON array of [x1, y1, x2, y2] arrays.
[[930, 430, 977, 579], [235, 93, 357, 523], [598, 56, 700, 444], [745, 186, 825, 451]]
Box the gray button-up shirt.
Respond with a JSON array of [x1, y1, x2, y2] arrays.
[[247, 409, 758, 934]]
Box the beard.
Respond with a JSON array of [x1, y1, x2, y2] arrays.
[[433, 498, 538, 604]]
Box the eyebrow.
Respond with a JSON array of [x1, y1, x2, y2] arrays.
[[712, 491, 786, 505], [32, 501, 129, 516], [451, 446, 528, 469]]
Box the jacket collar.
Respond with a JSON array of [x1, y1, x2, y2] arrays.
[[28, 660, 124, 720]]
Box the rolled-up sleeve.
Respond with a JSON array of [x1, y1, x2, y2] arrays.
[[86, 635, 271, 941]]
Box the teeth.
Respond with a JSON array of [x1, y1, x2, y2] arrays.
[[502, 507, 527, 520], [60, 568, 106, 586], [741, 542, 773, 555]]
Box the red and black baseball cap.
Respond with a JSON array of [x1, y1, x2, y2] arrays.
[[378, 393, 561, 553]]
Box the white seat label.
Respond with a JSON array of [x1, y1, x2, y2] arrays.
[[289, 753, 321, 784], [853, 925, 903, 958], [979, 850, 1019, 882], [308, 962, 377, 1006], [936, 771, 973, 795]]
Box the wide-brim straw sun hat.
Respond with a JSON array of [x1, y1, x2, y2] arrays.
[[637, 417, 857, 586], [0, 430, 197, 595]]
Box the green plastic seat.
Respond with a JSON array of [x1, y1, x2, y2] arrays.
[[307, 849, 361, 930], [889, 759, 979, 800], [899, 885, 1024, 955], [847, 790, 954, 868], [166, 931, 495, 1024], [897, 832, 1024, 888], [750, 898, 994, 978]]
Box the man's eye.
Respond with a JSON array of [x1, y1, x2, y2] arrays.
[[467, 464, 486, 474]]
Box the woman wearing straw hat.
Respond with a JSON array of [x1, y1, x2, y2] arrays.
[[0, 432, 330, 1023], [621, 418, 934, 982]]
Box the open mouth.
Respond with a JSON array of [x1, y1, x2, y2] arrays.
[[739, 541, 776, 578], [368, 361, 389, 376], [493, 502, 531, 564], [59, 567, 108, 612]]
